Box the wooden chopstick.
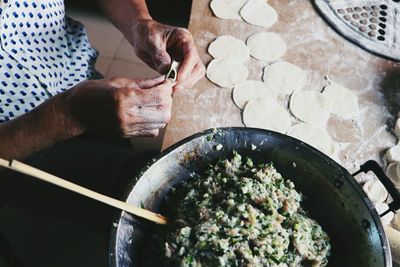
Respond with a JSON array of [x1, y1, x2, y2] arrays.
[[0, 158, 10, 168], [0, 158, 167, 225]]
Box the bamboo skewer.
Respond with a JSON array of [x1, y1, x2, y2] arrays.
[[0, 158, 168, 225]]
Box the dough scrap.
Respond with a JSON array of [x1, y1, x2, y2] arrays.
[[375, 202, 394, 226], [386, 144, 400, 162], [263, 61, 307, 95], [208, 35, 250, 63], [233, 80, 276, 109], [289, 90, 332, 124], [385, 162, 400, 190], [240, 0, 277, 28], [362, 179, 388, 204], [243, 98, 291, 134], [246, 32, 287, 62], [207, 58, 248, 88], [287, 123, 336, 157], [322, 83, 359, 120], [210, 0, 247, 20]]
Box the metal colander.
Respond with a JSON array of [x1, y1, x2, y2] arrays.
[[314, 0, 400, 61]]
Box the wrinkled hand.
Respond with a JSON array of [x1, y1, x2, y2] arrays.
[[62, 76, 173, 137], [129, 19, 205, 91]]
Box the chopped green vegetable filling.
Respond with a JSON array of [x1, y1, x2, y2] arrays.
[[164, 152, 330, 267]]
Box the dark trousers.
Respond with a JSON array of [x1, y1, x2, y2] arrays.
[[0, 134, 153, 233]]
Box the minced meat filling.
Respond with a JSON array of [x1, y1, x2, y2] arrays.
[[164, 152, 331, 266]]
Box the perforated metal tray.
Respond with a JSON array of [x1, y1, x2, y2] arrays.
[[314, 0, 400, 61]]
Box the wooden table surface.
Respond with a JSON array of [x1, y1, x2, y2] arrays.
[[162, 0, 400, 174]]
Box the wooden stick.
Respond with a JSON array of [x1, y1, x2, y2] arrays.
[[0, 158, 10, 169], [0, 158, 167, 225]]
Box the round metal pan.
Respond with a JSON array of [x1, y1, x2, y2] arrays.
[[109, 127, 392, 267]]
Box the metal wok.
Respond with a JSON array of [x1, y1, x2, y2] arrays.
[[110, 127, 400, 267]]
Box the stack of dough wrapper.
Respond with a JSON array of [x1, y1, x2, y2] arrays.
[[363, 117, 400, 264]]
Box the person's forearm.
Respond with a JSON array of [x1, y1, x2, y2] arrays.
[[101, 0, 152, 36], [0, 94, 82, 160]]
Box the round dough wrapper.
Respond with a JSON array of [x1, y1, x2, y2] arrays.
[[384, 226, 400, 265], [289, 90, 332, 124], [240, 0, 277, 28], [386, 144, 400, 162], [233, 80, 276, 109], [287, 123, 336, 156], [263, 61, 307, 95], [207, 58, 248, 88], [393, 213, 400, 231], [322, 83, 359, 120], [362, 179, 388, 204], [208, 35, 250, 62], [395, 118, 400, 138], [243, 98, 291, 134], [210, 0, 247, 20], [375, 202, 394, 226], [247, 32, 287, 61], [385, 162, 400, 190]]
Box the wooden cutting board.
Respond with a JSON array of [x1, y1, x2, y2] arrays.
[[162, 0, 400, 175]]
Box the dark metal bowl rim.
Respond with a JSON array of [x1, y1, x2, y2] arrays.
[[108, 127, 391, 267]]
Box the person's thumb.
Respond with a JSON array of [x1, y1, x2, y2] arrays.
[[152, 47, 171, 74]]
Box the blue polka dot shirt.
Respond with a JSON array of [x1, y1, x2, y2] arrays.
[[0, 0, 98, 123]]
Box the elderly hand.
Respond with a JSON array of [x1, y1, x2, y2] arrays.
[[128, 19, 205, 91], [61, 76, 173, 137]]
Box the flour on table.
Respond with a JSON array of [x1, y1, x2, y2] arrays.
[[208, 35, 250, 63], [263, 61, 307, 94], [246, 32, 287, 62], [289, 90, 332, 124], [287, 123, 336, 157], [240, 0, 277, 28], [210, 0, 247, 20], [243, 98, 291, 134], [362, 179, 388, 204], [322, 83, 359, 120], [233, 80, 276, 109], [207, 58, 248, 88]]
